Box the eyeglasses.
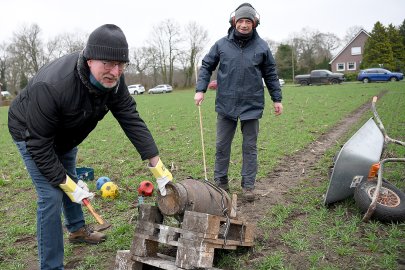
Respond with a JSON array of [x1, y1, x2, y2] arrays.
[[101, 61, 129, 71]]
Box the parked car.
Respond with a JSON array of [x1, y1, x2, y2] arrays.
[[1, 91, 11, 97], [357, 68, 404, 83], [208, 80, 217, 90], [295, 70, 345, 86], [128, 84, 145, 95], [148, 84, 173, 94], [263, 78, 286, 87]]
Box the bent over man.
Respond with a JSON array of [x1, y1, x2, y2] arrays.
[[8, 24, 172, 269]]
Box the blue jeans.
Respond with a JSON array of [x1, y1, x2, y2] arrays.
[[214, 114, 259, 189], [15, 141, 85, 270]]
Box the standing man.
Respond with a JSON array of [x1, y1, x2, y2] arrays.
[[8, 24, 172, 270], [194, 3, 283, 202]]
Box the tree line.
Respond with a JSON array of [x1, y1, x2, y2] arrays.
[[1, 19, 404, 94], [361, 21, 405, 72], [275, 20, 405, 81]]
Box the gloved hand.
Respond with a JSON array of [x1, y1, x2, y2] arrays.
[[148, 159, 173, 196], [77, 180, 89, 192], [59, 175, 94, 204], [157, 177, 170, 196]]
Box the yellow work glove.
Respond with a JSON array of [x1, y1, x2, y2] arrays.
[[148, 159, 173, 196], [59, 175, 94, 204]]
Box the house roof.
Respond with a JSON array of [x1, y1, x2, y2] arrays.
[[329, 29, 370, 64]]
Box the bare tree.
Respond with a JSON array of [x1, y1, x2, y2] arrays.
[[292, 28, 318, 73], [11, 23, 45, 76], [183, 21, 208, 87], [128, 46, 151, 86], [343, 25, 364, 44], [264, 38, 278, 56], [0, 42, 8, 92], [150, 19, 181, 85], [46, 32, 87, 60], [289, 28, 341, 73], [176, 51, 189, 87], [145, 46, 160, 86], [312, 32, 341, 68]]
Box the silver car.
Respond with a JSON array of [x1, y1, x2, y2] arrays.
[[128, 84, 145, 95], [148, 84, 173, 94]]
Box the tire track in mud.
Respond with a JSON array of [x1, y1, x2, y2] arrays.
[[237, 91, 387, 222]]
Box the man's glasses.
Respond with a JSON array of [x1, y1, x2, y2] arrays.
[[101, 61, 129, 71]]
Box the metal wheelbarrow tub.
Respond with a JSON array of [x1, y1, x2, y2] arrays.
[[324, 118, 384, 205]]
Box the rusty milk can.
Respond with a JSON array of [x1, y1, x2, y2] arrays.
[[156, 178, 232, 217]]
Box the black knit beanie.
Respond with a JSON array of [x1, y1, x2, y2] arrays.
[[84, 24, 129, 62]]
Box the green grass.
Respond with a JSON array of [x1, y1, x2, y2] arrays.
[[0, 82, 404, 269]]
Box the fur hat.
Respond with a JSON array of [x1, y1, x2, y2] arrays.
[[84, 24, 129, 62], [235, 4, 256, 23]]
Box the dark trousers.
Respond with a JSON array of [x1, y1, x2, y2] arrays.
[[214, 114, 259, 189]]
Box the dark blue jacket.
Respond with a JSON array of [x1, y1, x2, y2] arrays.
[[196, 29, 282, 121]]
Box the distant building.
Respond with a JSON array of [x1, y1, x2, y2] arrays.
[[329, 29, 370, 73]]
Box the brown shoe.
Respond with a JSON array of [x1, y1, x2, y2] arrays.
[[69, 225, 106, 244], [242, 188, 255, 202]]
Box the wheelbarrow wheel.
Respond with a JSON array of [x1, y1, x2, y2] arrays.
[[354, 179, 405, 222]]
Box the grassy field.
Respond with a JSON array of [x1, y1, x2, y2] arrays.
[[0, 82, 404, 269]]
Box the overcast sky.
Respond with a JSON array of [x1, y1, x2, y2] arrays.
[[1, 0, 404, 52]]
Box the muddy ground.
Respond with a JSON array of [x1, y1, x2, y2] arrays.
[[234, 98, 377, 269], [237, 97, 375, 228]]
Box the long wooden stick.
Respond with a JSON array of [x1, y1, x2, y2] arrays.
[[198, 106, 208, 181]]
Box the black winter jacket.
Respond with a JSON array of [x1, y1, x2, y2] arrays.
[[196, 29, 282, 121], [8, 51, 158, 186]]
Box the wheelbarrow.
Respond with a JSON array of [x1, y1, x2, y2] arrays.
[[324, 96, 405, 222]]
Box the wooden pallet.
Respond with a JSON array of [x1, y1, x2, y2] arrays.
[[115, 204, 255, 270]]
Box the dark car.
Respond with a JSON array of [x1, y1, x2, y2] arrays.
[[357, 68, 404, 83], [294, 70, 345, 86], [208, 80, 217, 90]]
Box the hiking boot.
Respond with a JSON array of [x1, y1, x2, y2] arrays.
[[214, 179, 230, 192], [69, 225, 106, 244], [242, 188, 255, 202]]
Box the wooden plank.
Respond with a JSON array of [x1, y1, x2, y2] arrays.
[[138, 204, 163, 224], [131, 253, 223, 270], [243, 223, 256, 243], [177, 237, 216, 252], [114, 250, 136, 270], [181, 211, 222, 235], [230, 193, 237, 218], [135, 219, 254, 246], [131, 235, 158, 257], [176, 244, 215, 269]]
